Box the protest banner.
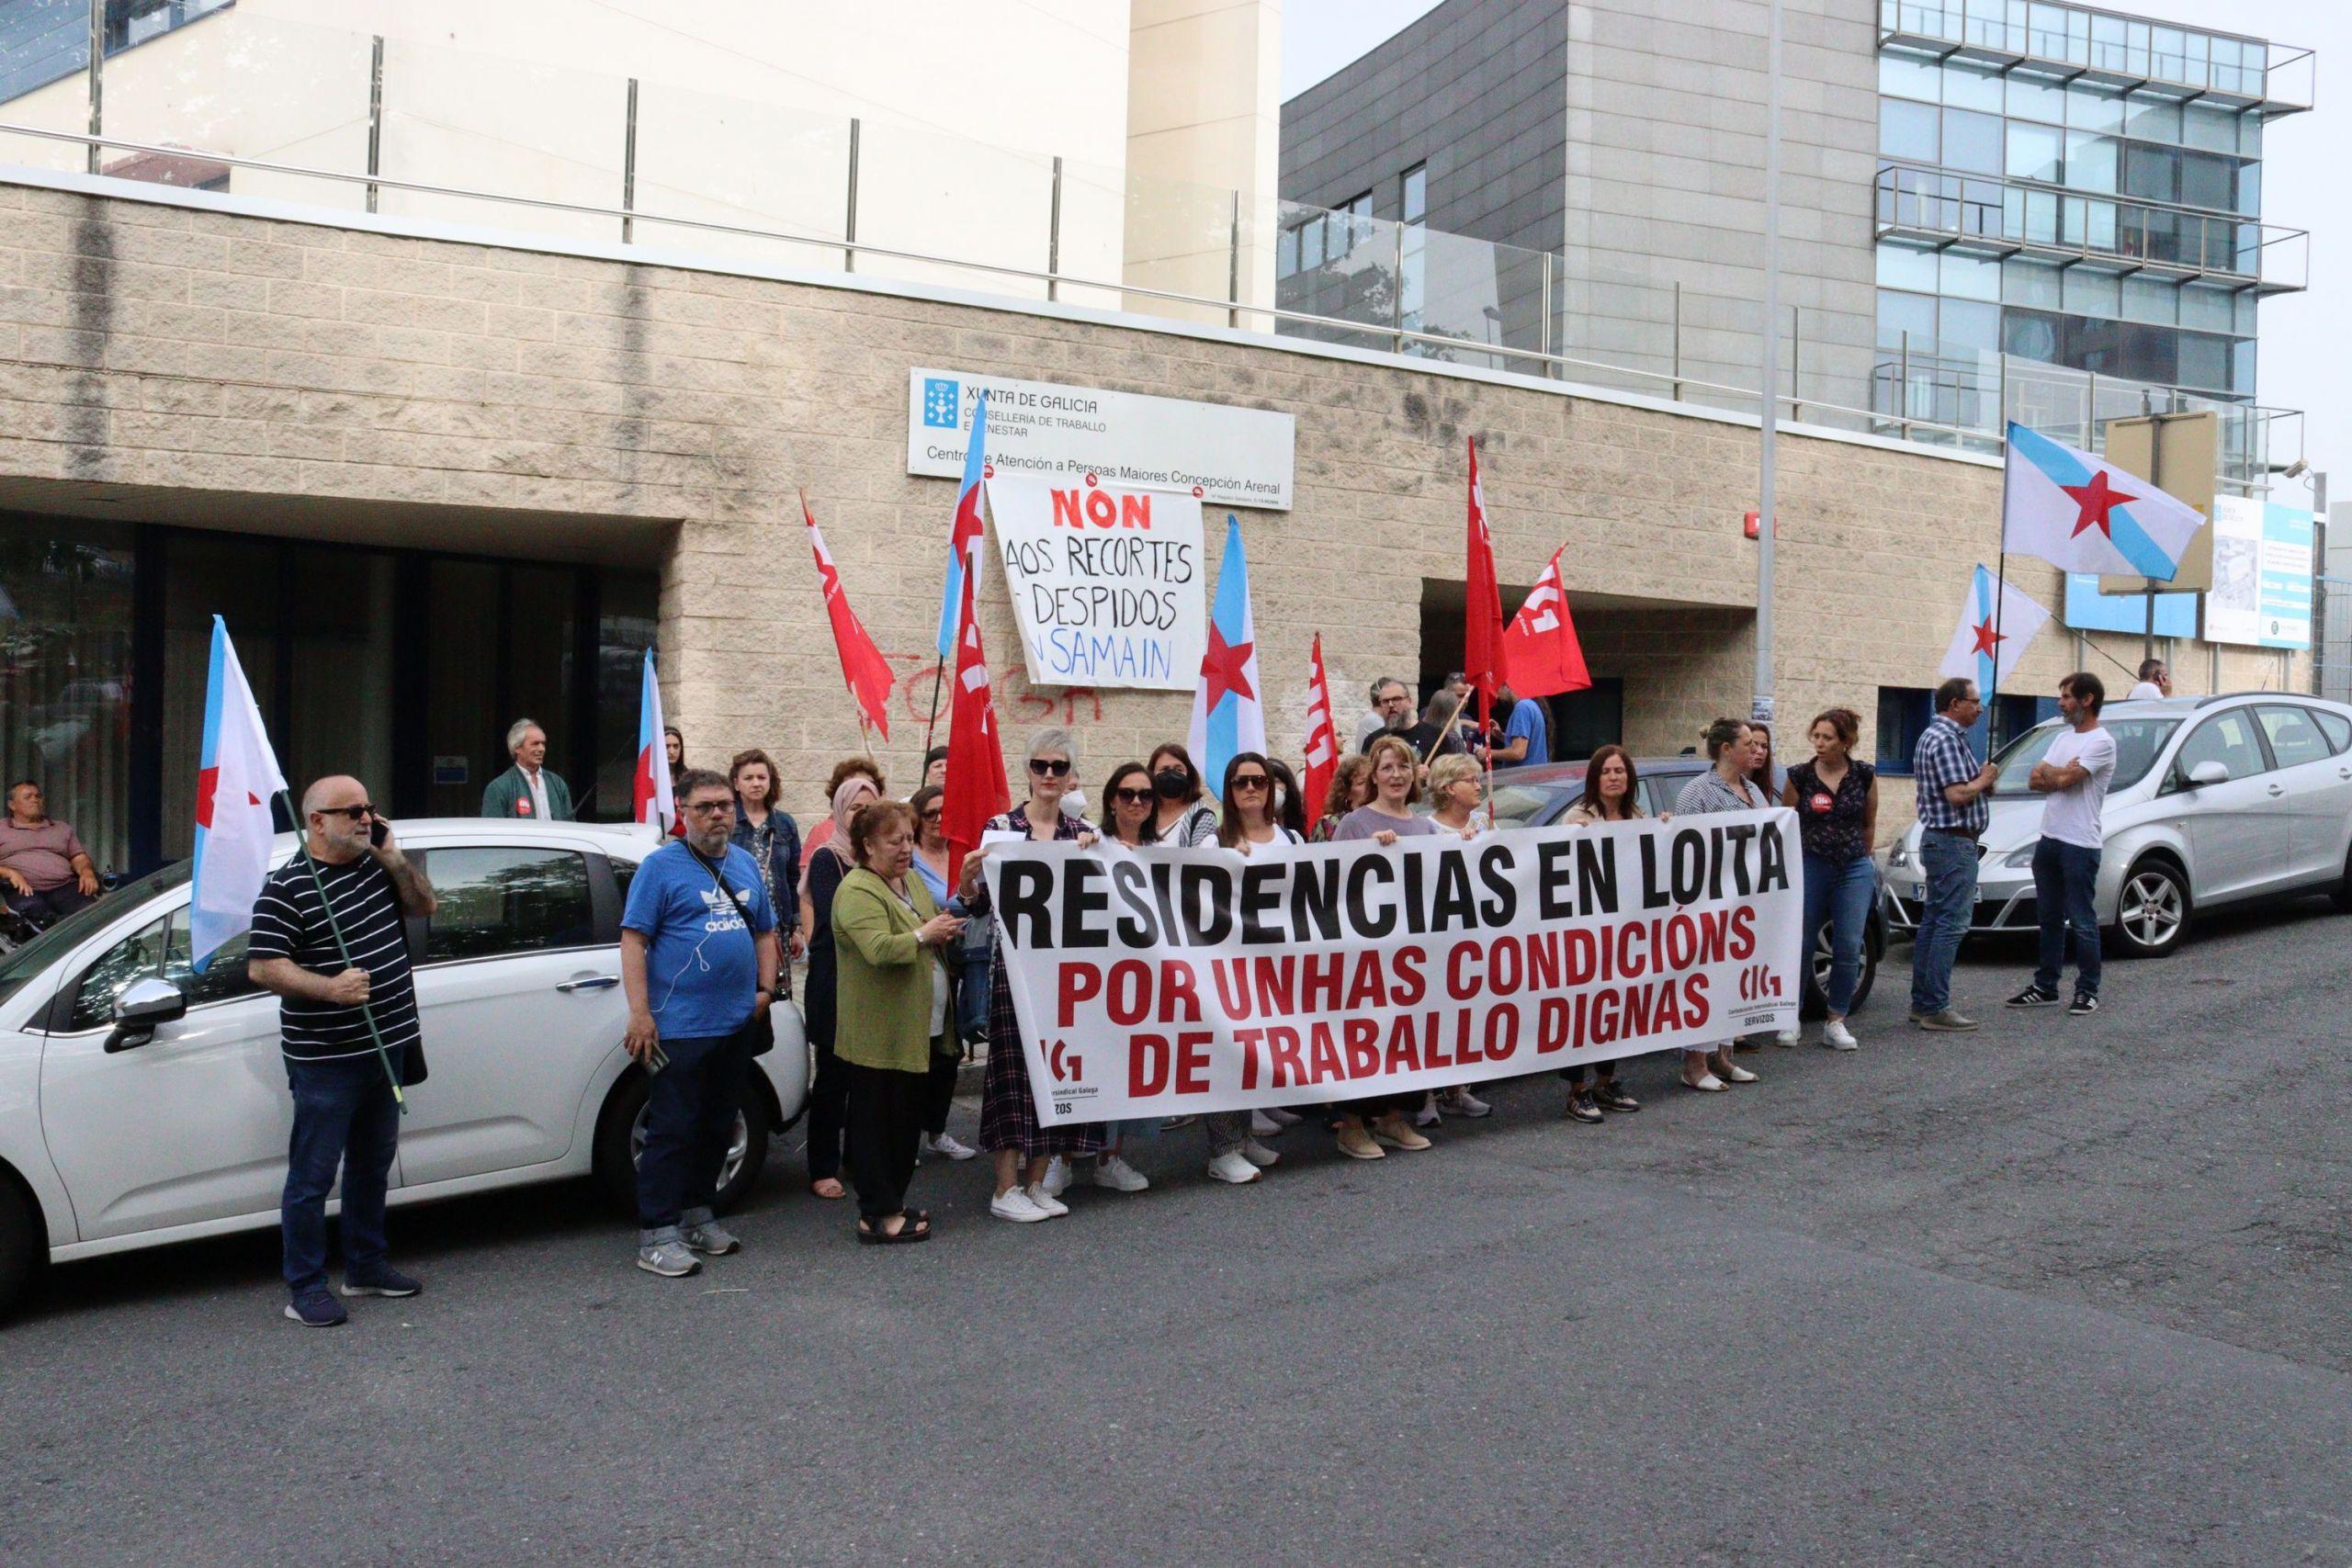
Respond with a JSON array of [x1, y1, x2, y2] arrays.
[[986, 474, 1205, 691], [981, 813, 1806, 1122]]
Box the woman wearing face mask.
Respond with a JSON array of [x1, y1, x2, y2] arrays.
[[1147, 743, 1218, 846], [1780, 706, 1876, 1051], [1412, 753, 1495, 1128], [1326, 734, 1442, 1157], [801, 769, 881, 1199], [1671, 719, 1770, 1093], [1266, 758, 1310, 840], [1556, 746, 1645, 1123], [961, 728, 1107, 1223], [1311, 754, 1373, 843]]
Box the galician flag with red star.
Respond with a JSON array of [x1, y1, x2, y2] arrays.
[[189, 615, 288, 971], [1188, 513, 1266, 795], [1938, 564, 2050, 694], [2002, 421, 2206, 580]]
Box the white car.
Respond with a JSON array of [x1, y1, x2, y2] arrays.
[[1882, 694, 2352, 957], [0, 819, 808, 1316]]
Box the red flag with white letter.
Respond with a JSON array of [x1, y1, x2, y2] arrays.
[[941, 551, 1010, 888], [803, 491, 894, 740], [1500, 546, 1592, 698], [1464, 438, 1505, 728], [1301, 632, 1339, 826]]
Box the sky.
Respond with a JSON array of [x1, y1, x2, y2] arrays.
[[1282, 0, 2343, 513]]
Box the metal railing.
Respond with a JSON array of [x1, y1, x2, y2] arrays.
[[1877, 0, 2314, 112]]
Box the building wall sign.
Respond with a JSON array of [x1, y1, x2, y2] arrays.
[[2205, 497, 2313, 649], [909, 368, 1295, 511]]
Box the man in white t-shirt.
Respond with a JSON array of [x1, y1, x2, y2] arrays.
[[2007, 671, 2118, 1016], [2126, 658, 2169, 701]]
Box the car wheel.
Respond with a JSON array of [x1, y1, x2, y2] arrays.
[[2334, 845, 2352, 913], [593, 1070, 773, 1215], [0, 1178, 40, 1322], [2111, 858, 2192, 957]]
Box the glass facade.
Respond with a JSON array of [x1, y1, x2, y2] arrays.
[[0, 517, 658, 879], [1875, 9, 2292, 417]]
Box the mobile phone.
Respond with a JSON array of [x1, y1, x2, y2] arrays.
[[642, 1041, 670, 1076], [369, 818, 390, 848]]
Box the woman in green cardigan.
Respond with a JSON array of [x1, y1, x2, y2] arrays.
[[832, 799, 967, 1244]]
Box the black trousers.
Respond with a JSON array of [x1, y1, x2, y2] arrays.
[[845, 1062, 927, 1222], [803, 958, 850, 1182], [921, 1048, 959, 1138]]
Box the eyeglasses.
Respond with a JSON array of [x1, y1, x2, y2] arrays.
[[684, 799, 736, 816], [920, 809, 944, 823], [316, 804, 376, 819], [1028, 758, 1071, 777], [1112, 787, 1155, 806], [1230, 774, 1270, 792]]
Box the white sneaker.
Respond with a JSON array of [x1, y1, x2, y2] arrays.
[[1093, 1154, 1150, 1192], [1205, 1150, 1261, 1184], [990, 1189, 1050, 1223], [1823, 1021, 1859, 1051], [1239, 1138, 1280, 1168], [1263, 1107, 1303, 1127], [1774, 1028, 1803, 1047], [1024, 1182, 1069, 1217], [925, 1132, 978, 1161], [1039, 1156, 1071, 1197], [1412, 1096, 1442, 1130], [1442, 1089, 1492, 1119], [1250, 1110, 1284, 1137]]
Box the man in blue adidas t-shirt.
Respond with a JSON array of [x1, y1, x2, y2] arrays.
[[620, 768, 779, 1279]]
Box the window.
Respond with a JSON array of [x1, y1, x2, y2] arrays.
[[2168, 709, 2268, 789], [2007, 122, 2062, 183], [2256, 706, 2335, 770], [1881, 99, 1939, 162], [2312, 710, 2352, 756], [2121, 275, 2176, 325], [2062, 267, 2120, 318], [1401, 164, 1426, 225], [2003, 309, 2061, 362], [2122, 143, 2178, 204], [1876, 687, 2041, 775], [161, 909, 261, 1011], [2062, 131, 2117, 194], [1877, 243, 1939, 292], [1943, 62, 2005, 112], [1299, 214, 1324, 271], [1941, 107, 2003, 175], [2124, 92, 2182, 145], [1877, 288, 1936, 348], [1329, 191, 1374, 260], [2177, 333, 2230, 393], [1939, 250, 2001, 302], [1939, 298, 2001, 351], [70, 915, 173, 1032], [1275, 226, 1299, 279], [2181, 102, 2237, 155], [2179, 281, 2234, 333], [1995, 717, 2177, 795], [2178, 151, 2233, 214], [1881, 51, 1941, 102], [2003, 258, 2063, 309], [418, 847, 593, 964], [2007, 71, 2067, 124], [2067, 84, 2125, 134]]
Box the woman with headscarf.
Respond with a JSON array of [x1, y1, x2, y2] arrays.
[[800, 766, 882, 1199], [960, 728, 1107, 1223]]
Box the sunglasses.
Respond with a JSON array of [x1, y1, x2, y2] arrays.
[[920, 808, 944, 822], [1112, 786, 1154, 805], [317, 804, 377, 819], [1028, 758, 1071, 777], [1230, 774, 1270, 792]]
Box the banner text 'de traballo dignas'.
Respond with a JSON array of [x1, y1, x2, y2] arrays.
[[984, 813, 1807, 1122]]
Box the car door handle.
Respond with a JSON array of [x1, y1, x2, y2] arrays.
[[2266, 784, 2285, 796], [555, 976, 621, 993]]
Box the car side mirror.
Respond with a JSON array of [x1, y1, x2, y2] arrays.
[[106, 976, 187, 1054], [2186, 760, 2231, 788]]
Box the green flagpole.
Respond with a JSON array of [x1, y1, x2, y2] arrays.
[[278, 790, 407, 1113]]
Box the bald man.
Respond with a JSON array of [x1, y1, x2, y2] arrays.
[[248, 775, 435, 1327]]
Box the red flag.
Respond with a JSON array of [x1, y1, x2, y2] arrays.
[[1500, 545, 1592, 698], [803, 492, 895, 740], [941, 553, 1010, 888], [1301, 633, 1339, 826], [1463, 437, 1506, 728]]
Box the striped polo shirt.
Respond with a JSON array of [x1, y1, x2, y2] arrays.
[[247, 853, 422, 1064]]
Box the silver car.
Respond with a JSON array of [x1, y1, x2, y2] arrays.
[[1881, 694, 2352, 957]]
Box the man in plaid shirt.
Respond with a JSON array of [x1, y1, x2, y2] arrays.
[[1908, 677, 2001, 1032]]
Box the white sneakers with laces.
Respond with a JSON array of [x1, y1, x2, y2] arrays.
[[1205, 1150, 1261, 1184], [990, 1188, 1051, 1223], [1823, 1021, 1859, 1051], [1093, 1155, 1149, 1192], [1038, 1156, 1071, 1197]]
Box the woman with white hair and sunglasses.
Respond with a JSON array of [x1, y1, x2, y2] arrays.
[[959, 728, 1107, 1224]]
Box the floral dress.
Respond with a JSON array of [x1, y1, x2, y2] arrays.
[[973, 804, 1107, 1159]]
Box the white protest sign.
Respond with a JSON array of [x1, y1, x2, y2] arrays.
[[910, 368, 1295, 510], [986, 475, 1205, 691], [982, 814, 1807, 1122]]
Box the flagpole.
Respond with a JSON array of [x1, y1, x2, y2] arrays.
[[276, 790, 407, 1112], [922, 660, 947, 754]]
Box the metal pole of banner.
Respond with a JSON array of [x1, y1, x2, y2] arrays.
[[85, 2, 103, 175], [276, 792, 407, 1111], [1671, 282, 1683, 401], [621, 77, 639, 243], [843, 118, 860, 274], [366, 37, 384, 214], [1789, 305, 1802, 423], [1752, 0, 1783, 729], [1227, 189, 1241, 330], [1046, 155, 1062, 302], [1539, 250, 1553, 373]]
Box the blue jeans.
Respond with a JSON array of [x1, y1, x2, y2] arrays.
[[1804, 853, 1875, 1018], [282, 1055, 401, 1297], [2031, 838, 2103, 998], [1908, 830, 1979, 1016], [636, 1024, 752, 1239]]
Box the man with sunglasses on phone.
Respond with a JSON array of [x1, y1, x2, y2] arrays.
[[248, 775, 436, 1327]]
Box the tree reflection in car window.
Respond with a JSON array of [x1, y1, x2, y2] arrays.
[[419, 848, 594, 964]]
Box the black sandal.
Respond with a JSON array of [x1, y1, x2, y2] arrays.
[[856, 1213, 933, 1246]]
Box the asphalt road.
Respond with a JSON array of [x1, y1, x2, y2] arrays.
[[6, 899, 2347, 1567]]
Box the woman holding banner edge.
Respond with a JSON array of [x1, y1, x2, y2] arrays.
[[1415, 753, 1494, 1127], [1556, 746, 1647, 1123], [1670, 719, 1770, 1093], [961, 728, 1107, 1224], [1328, 734, 1442, 1156]]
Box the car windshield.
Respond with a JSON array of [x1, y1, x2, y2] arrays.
[[1489, 776, 1579, 828], [0, 862, 190, 1012], [1990, 717, 2178, 796]]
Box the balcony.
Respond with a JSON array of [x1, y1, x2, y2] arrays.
[[1874, 163, 2308, 294], [1879, 1, 2313, 116]]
